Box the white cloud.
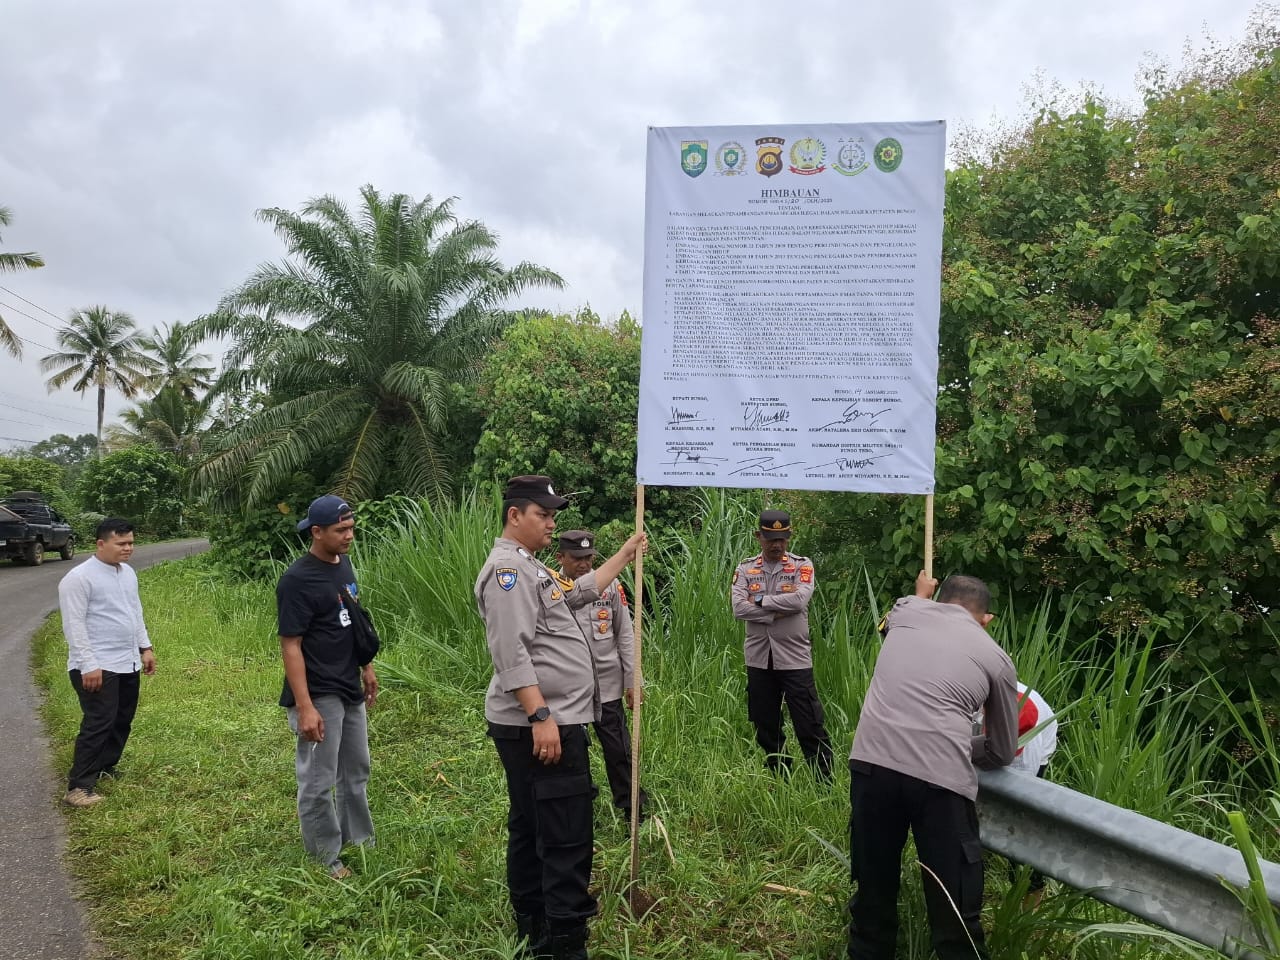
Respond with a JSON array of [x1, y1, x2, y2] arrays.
[[0, 0, 1257, 442]]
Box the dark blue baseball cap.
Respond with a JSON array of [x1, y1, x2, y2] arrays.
[[297, 494, 353, 532]]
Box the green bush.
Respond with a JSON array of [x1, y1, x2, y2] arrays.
[[797, 40, 1280, 706], [469, 308, 697, 533], [0, 455, 67, 504], [204, 473, 328, 580], [78, 446, 186, 537]]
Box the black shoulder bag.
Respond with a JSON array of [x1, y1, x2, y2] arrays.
[[341, 587, 381, 665]]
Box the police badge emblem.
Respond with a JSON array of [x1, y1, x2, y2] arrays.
[[681, 140, 708, 177], [715, 141, 747, 176], [833, 138, 869, 176], [755, 136, 784, 177], [496, 568, 518, 591], [874, 137, 903, 172], [788, 138, 826, 175]]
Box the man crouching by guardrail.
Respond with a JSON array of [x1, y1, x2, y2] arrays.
[[847, 572, 1018, 960]]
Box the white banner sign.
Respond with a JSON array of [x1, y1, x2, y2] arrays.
[[637, 121, 946, 493]]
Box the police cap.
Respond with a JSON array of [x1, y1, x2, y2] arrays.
[[557, 530, 597, 557], [502, 475, 570, 510], [758, 508, 792, 539]]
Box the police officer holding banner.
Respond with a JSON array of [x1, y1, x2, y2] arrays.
[[731, 508, 835, 781], [555, 529, 648, 821], [475, 476, 646, 960]]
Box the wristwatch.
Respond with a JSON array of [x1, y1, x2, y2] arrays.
[[527, 706, 551, 723]]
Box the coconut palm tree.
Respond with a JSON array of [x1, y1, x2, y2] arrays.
[[107, 386, 208, 462], [138, 321, 215, 403], [40, 307, 156, 451], [0, 205, 46, 358], [193, 185, 563, 506]]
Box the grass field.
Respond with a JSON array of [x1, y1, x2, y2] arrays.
[[33, 491, 1279, 959]]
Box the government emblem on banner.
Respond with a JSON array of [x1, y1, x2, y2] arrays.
[[755, 136, 784, 177], [681, 140, 708, 177], [788, 137, 826, 175], [874, 137, 903, 172], [715, 141, 747, 176], [833, 138, 869, 176]]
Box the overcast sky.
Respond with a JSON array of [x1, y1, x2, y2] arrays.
[[0, 0, 1259, 446]]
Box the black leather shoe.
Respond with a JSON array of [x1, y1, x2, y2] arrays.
[[515, 913, 550, 959]]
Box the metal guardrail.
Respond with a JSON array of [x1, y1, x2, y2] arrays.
[[977, 768, 1280, 959]]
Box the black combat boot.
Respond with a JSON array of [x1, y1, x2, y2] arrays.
[[515, 912, 550, 959], [548, 926, 588, 960]]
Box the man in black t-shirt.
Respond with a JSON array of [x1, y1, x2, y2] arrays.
[[278, 494, 378, 879]]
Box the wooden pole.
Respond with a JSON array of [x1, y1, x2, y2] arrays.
[[628, 484, 646, 887], [924, 493, 935, 579]]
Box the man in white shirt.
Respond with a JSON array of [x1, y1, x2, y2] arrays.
[[58, 518, 155, 808]]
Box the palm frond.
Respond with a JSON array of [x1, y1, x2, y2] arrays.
[[0, 315, 22, 358]]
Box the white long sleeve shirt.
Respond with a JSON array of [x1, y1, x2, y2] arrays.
[[59, 556, 151, 674]]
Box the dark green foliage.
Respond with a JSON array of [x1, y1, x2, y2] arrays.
[[470, 309, 694, 539], [78, 446, 187, 537], [27, 433, 98, 468], [204, 474, 328, 580], [0, 454, 67, 502], [797, 33, 1280, 703]]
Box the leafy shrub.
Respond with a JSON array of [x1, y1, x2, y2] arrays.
[[78, 446, 186, 537]]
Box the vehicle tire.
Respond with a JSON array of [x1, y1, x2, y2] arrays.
[[26, 541, 44, 566], [60, 539, 75, 561]]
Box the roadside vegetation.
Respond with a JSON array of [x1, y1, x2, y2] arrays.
[[34, 492, 1279, 960]]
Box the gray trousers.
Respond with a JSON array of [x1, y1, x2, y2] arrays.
[[287, 695, 374, 869]]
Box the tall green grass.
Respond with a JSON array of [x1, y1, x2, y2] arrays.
[[32, 492, 1278, 959]]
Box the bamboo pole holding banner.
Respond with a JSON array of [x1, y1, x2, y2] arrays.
[[924, 493, 935, 580], [628, 484, 646, 887]]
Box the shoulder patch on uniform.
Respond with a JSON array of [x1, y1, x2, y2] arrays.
[[496, 568, 518, 591], [732, 569, 739, 584], [617, 583, 628, 606]]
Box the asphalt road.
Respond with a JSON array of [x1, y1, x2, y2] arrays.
[[0, 538, 209, 960]]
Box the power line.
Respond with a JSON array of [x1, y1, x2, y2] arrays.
[[0, 388, 98, 414], [0, 399, 95, 428], [0, 435, 39, 445], [14, 332, 56, 352], [0, 285, 63, 324], [0, 296, 61, 333]]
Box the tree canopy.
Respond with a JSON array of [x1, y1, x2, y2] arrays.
[[40, 306, 154, 449], [193, 185, 564, 507], [797, 30, 1280, 700]]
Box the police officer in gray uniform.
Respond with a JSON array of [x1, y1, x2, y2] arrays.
[[731, 508, 834, 780], [475, 476, 645, 960], [556, 530, 648, 820]]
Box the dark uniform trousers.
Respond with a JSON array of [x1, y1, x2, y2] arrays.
[[490, 722, 598, 934], [746, 663, 834, 779], [847, 760, 989, 960], [592, 699, 648, 814], [68, 669, 140, 791]]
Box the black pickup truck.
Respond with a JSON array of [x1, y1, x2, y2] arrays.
[[0, 491, 75, 566]]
